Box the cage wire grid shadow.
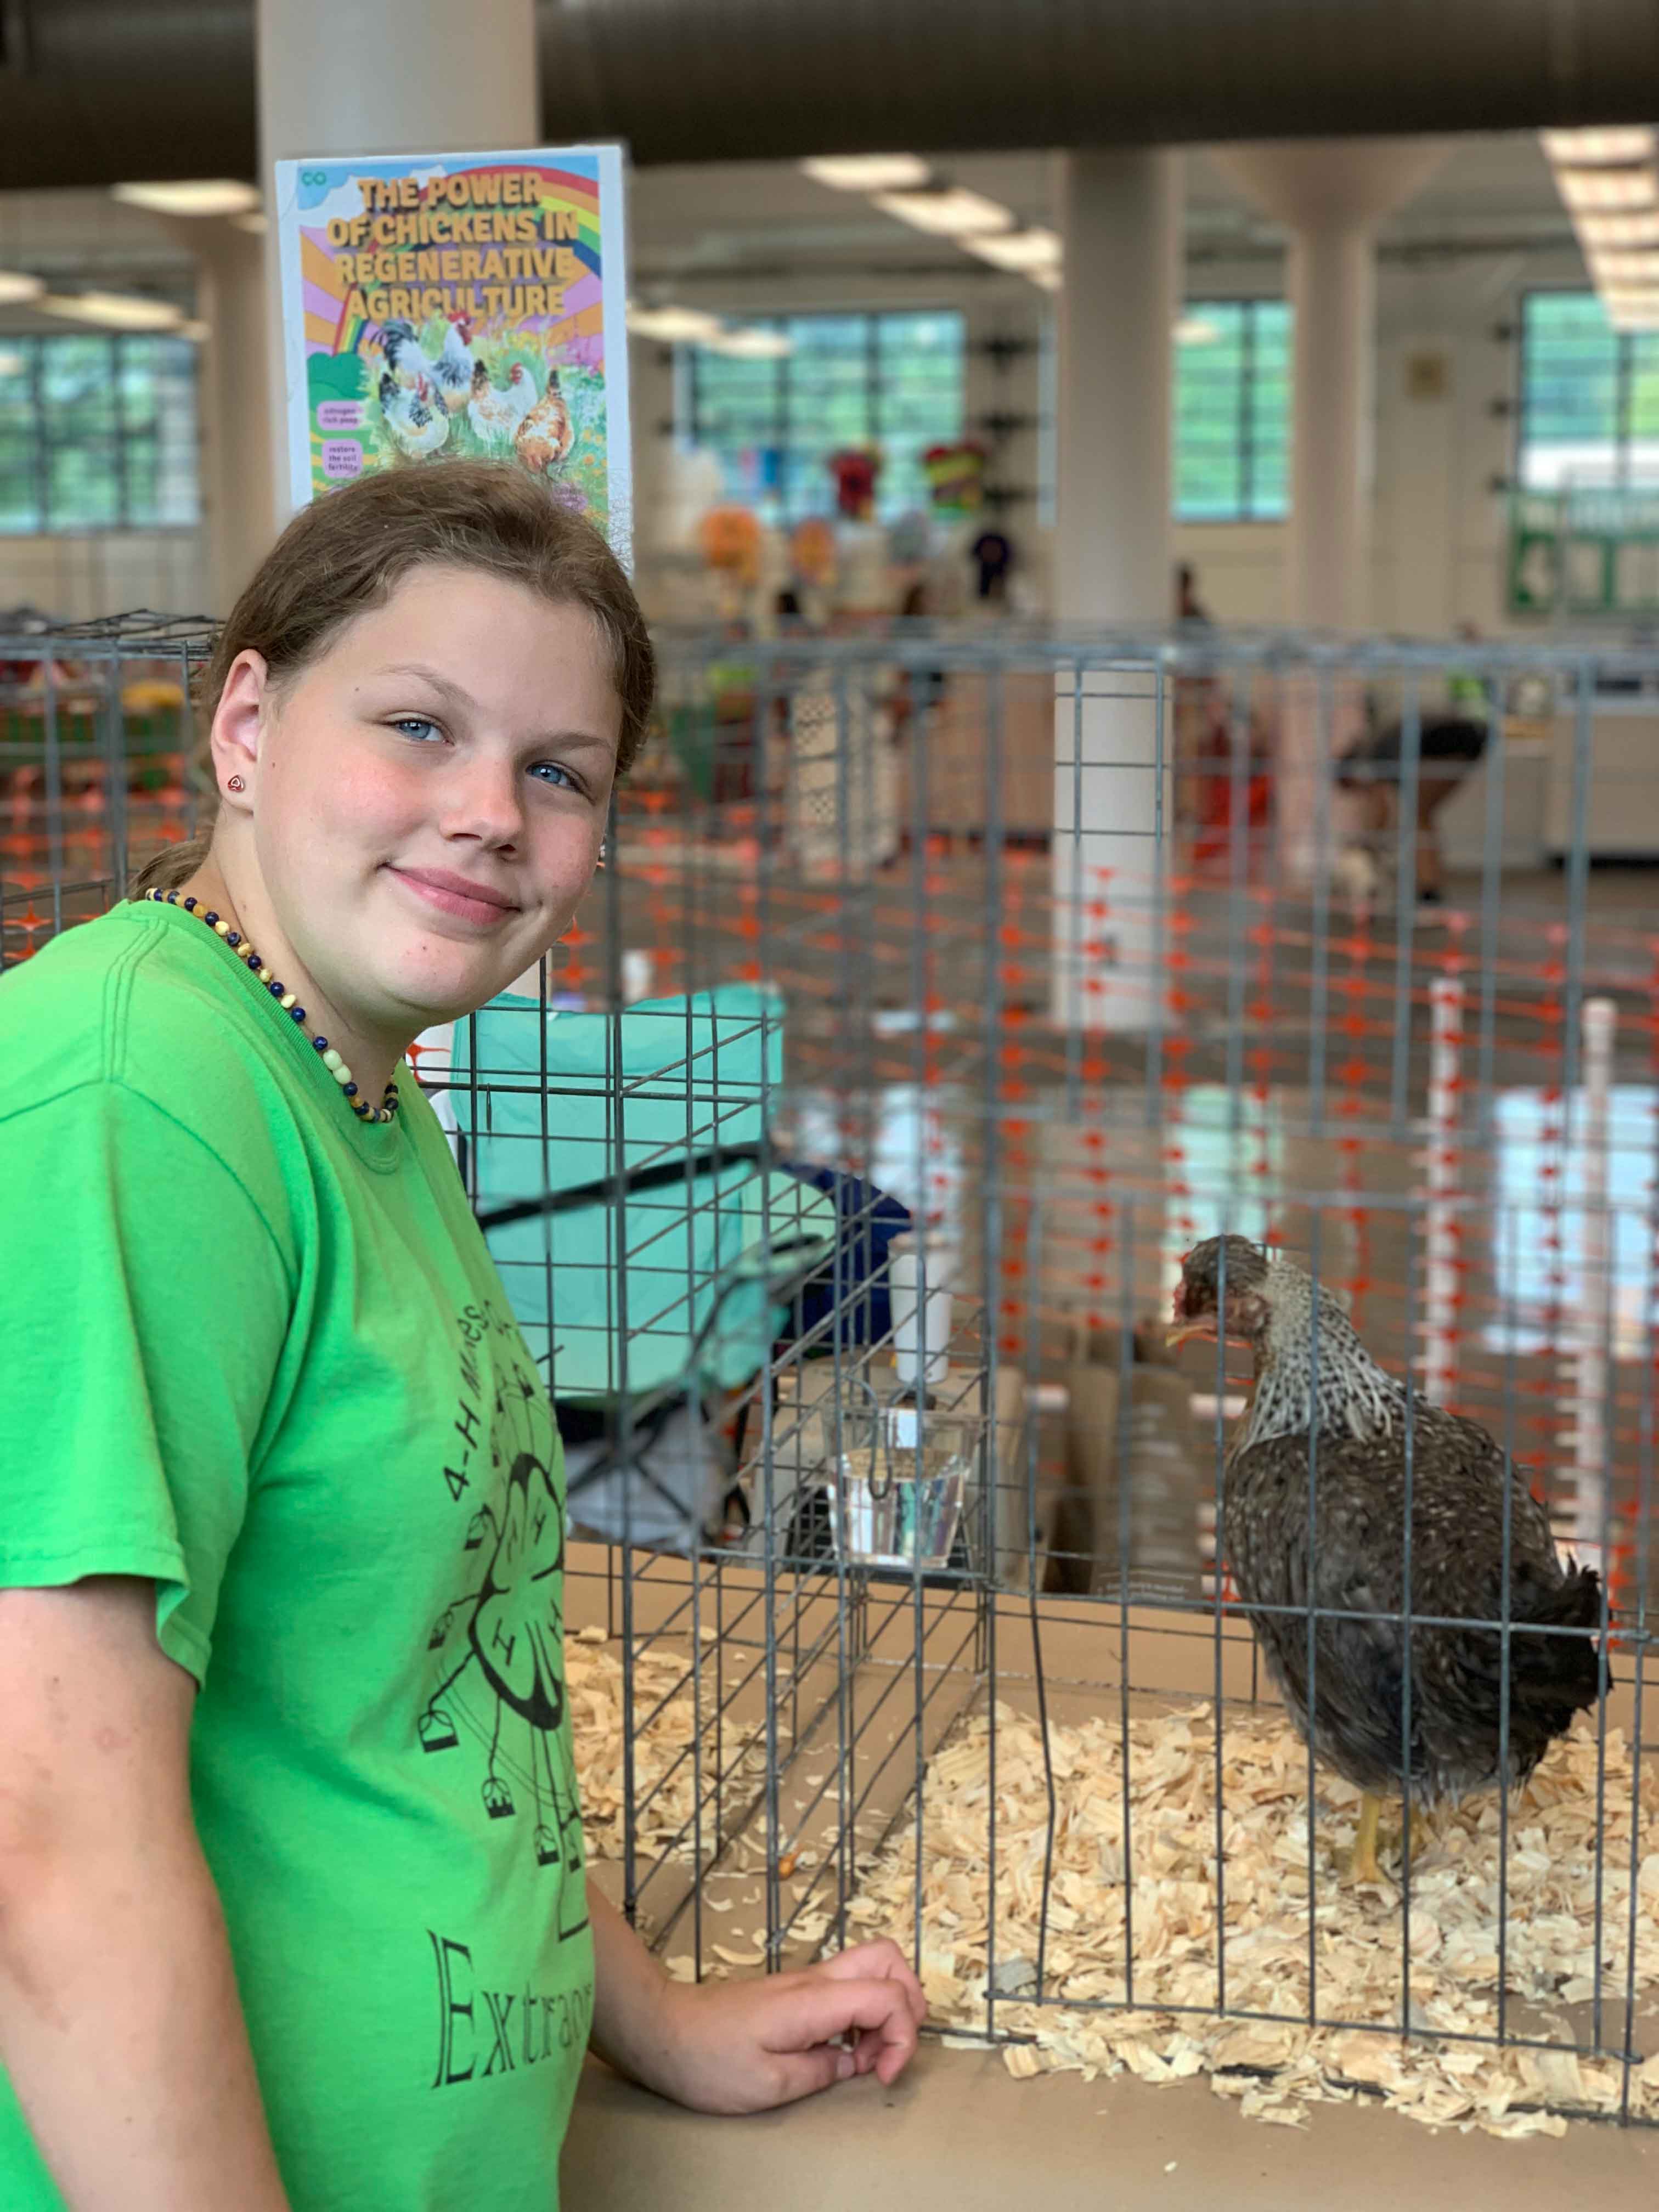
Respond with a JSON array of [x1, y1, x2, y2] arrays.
[[4, 614, 1658, 2138]]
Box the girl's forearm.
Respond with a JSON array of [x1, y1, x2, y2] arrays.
[[0, 1838, 292, 2212], [585, 1886, 680, 2095]]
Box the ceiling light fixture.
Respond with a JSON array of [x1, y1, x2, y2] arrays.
[[112, 179, 262, 217], [1556, 166, 1658, 213], [1573, 208, 1659, 249], [37, 291, 184, 331], [963, 227, 1062, 273], [1542, 127, 1657, 167], [1175, 314, 1223, 345], [702, 327, 794, 359], [1587, 249, 1659, 286], [626, 303, 725, 343], [802, 153, 931, 194], [871, 188, 1014, 238], [0, 269, 43, 305]]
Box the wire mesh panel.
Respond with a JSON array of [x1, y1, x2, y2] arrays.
[[7, 613, 1659, 2134]]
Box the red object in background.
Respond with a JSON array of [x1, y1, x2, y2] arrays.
[[829, 449, 880, 520]]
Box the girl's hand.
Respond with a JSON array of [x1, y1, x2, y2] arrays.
[[651, 1940, 927, 2115]]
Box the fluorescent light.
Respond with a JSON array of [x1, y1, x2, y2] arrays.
[[963, 227, 1062, 273], [38, 291, 184, 331], [233, 211, 269, 236], [0, 269, 43, 305], [702, 327, 793, 359], [871, 188, 1014, 238], [1542, 127, 1656, 166], [1605, 290, 1659, 328], [627, 304, 724, 342], [1175, 313, 1223, 345], [1574, 208, 1659, 248], [1588, 248, 1659, 286], [1558, 167, 1658, 212], [802, 153, 929, 193], [112, 179, 262, 217]]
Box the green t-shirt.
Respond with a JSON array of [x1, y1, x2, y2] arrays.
[[0, 898, 592, 2210]]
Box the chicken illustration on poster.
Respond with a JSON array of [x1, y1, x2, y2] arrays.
[[273, 145, 631, 561]]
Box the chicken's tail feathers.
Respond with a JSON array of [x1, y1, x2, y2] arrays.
[[1510, 1560, 1611, 1711]]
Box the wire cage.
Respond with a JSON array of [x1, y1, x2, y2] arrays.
[[5, 611, 1659, 2138]]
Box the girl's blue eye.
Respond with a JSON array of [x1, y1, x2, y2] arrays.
[[393, 716, 442, 742]]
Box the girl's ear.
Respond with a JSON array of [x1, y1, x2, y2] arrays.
[[210, 650, 271, 814]]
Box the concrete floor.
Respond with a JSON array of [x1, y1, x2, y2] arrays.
[[562, 2037, 1658, 2210]]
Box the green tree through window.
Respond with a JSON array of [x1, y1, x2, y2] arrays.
[[679, 312, 965, 525], [0, 333, 198, 534], [1519, 290, 1659, 489], [1173, 300, 1291, 523]]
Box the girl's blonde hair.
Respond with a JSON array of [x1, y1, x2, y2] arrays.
[[132, 462, 654, 896]]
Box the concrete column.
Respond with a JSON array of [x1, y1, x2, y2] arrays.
[[178, 221, 274, 613], [1050, 149, 1178, 1031], [256, 0, 538, 519], [1212, 140, 1446, 874]]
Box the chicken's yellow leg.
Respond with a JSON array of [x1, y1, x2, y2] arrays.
[[1344, 1791, 1385, 1885]]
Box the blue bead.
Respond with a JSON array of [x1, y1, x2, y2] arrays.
[[183, 896, 196, 910], [290, 1007, 306, 1022], [165, 890, 178, 902], [226, 931, 240, 947], [204, 912, 218, 926], [313, 1036, 328, 1052], [267, 980, 283, 996], [245, 952, 259, 968], [343, 1081, 358, 1097]]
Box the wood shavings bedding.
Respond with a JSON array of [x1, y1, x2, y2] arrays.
[[842, 1700, 1659, 2137], [568, 1628, 783, 1865]]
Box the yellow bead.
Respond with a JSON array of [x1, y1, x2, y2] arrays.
[[213, 919, 230, 935], [279, 992, 296, 1010], [257, 966, 273, 985]]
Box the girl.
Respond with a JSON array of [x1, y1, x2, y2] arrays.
[[0, 462, 922, 2211]]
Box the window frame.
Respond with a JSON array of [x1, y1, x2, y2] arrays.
[[678, 307, 967, 527], [0, 330, 200, 536], [1172, 295, 1292, 527], [1515, 285, 1659, 494]]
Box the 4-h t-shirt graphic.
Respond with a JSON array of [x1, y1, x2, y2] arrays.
[[421, 1294, 587, 1929], [0, 897, 595, 2211]]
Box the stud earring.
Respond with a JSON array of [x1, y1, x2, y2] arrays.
[[227, 774, 246, 793], [595, 839, 608, 870]]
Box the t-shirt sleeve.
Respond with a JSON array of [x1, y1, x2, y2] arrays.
[[0, 1079, 294, 1683]]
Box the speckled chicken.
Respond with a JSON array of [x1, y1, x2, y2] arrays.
[[1170, 1235, 1606, 1882]]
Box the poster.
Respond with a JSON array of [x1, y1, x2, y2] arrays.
[[273, 144, 631, 563]]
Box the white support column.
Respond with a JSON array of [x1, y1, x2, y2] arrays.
[[256, 0, 538, 522], [185, 221, 275, 614], [1212, 141, 1447, 876], [1050, 149, 1178, 1032]]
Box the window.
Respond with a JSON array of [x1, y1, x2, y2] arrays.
[[1173, 300, 1291, 522], [678, 311, 964, 524], [0, 333, 199, 534], [1519, 290, 1659, 489]]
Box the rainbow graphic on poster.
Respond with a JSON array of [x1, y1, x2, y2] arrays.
[[274, 144, 631, 563]]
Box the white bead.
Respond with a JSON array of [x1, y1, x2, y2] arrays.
[[321, 1048, 345, 1073], [332, 1062, 353, 1086], [279, 992, 296, 1010]]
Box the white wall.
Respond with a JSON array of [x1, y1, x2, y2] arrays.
[[0, 529, 206, 624]]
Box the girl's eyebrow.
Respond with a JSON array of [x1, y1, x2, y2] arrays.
[[368, 662, 473, 712]]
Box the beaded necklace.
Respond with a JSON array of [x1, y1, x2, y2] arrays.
[[144, 887, 399, 1125]]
